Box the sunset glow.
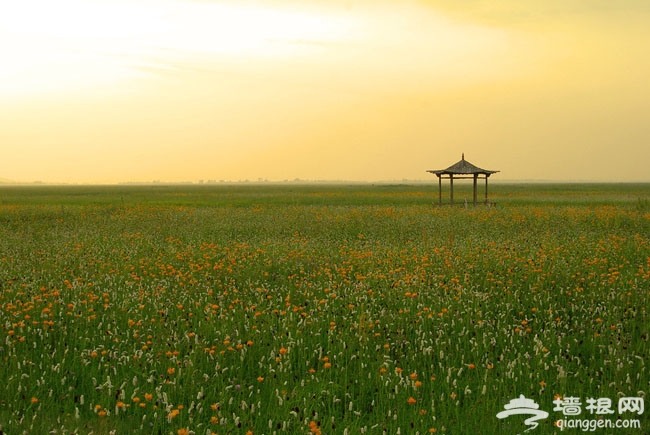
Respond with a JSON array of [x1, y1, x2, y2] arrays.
[[2, 0, 649, 183], [1, 1, 357, 97]]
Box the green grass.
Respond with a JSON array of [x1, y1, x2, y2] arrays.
[[0, 183, 648, 434]]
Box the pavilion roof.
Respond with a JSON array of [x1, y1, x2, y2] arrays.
[[427, 154, 499, 176]]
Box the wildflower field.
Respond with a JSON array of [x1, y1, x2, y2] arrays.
[[1, 183, 648, 434]]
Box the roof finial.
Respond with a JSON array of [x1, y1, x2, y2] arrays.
[[462, 153, 465, 160]]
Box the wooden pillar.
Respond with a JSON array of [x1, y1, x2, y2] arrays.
[[473, 174, 478, 206], [438, 175, 442, 205], [449, 174, 454, 205], [485, 176, 489, 204]]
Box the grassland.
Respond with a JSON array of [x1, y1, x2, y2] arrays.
[[0, 183, 648, 434]]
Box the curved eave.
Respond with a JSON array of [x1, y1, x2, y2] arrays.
[[427, 170, 499, 175]]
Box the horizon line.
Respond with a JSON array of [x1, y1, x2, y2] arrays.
[[2, 178, 650, 186]]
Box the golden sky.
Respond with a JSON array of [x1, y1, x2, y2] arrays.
[[2, 0, 649, 183]]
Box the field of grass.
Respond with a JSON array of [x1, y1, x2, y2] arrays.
[[0, 183, 648, 434]]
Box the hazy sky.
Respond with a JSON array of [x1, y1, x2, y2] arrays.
[[2, 0, 649, 183]]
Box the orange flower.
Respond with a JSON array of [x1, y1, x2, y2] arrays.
[[407, 397, 417, 405], [30, 397, 39, 404], [279, 347, 288, 355], [177, 429, 189, 435], [257, 376, 265, 382], [145, 393, 153, 401], [167, 367, 176, 375], [309, 421, 321, 434], [324, 362, 332, 369], [467, 363, 476, 370]]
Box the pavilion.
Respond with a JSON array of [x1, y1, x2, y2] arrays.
[[427, 154, 499, 205]]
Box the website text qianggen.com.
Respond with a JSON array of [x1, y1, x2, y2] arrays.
[[556, 417, 641, 432]]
